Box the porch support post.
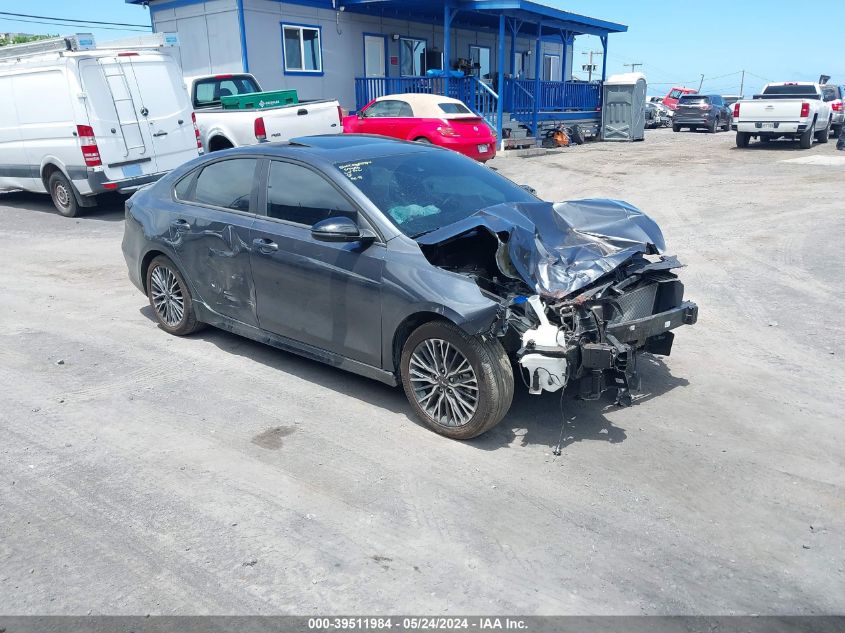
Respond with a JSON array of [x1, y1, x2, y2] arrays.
[[560, 31, 568, 82], [444, 2, 454, 96], [533, 21, 542, 138], [509, 19, 516, 75], [600, 35, 608, 82], [496, 13, 506, 150]]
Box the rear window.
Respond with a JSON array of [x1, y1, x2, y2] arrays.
[[193, 75, 261, 108], [438, 102, 472, 114], [763, 84, 817, 96], [189, 159, 258, 211], [822, 86, 841, 101], [678, 96, 707, 105]]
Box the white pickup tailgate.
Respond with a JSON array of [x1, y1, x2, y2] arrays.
[[260, 101, 341, 141], [738, 99, 806, 122]]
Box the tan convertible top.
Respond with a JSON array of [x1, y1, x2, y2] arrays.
[[376, 93, 479, 119]]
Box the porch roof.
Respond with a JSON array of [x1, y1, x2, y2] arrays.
[[340, 0, 627, 38]]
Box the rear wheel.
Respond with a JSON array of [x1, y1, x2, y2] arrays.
[[722, 117, 731, 131], [400, 321, 513, 440], [736, 131, 751, 148], [832, 124, 842, 138], [799, 122, 814, 149], [414, 137, 432, 144], [145, 256, 204, 336], [48, 171, 81, 218], [672, 124, 681, 132], [816, 120, 830, 143]]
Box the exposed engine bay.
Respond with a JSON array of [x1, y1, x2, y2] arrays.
[[417, 199, 699, 403]]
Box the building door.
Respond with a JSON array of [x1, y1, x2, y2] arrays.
[[543, 54, 560, 81], [469, 45, 491, 82], [364, 34, 387, 78]]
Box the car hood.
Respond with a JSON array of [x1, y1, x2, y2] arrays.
[[415, 199, 666, 298]]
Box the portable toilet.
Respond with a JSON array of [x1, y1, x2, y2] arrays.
[[601, 72, 647, 141]]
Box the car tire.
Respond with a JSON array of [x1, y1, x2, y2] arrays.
[[722, 117, 731, 131], [145, 255, 204, 336], [48, 171, 81, 218], [816, 121, 830, 144], [414, 137, 432, 144], [736, 131, 751, 148], [799, 122, 814, 149], [672, 124, 680, 132], [708, 118, 718, 134], [400, 320, 513, 440], [832, 124, 842, 138]]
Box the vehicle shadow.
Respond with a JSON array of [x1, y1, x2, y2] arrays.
[[0, 190, 126, 221], [139, 306, 690, 452], [728, 140, 822, 151], [469, 354, 690, 452], [138, 305, 411, 416]]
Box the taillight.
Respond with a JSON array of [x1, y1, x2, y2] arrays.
[[254, 116, 266, 141], [700, 104, 711, 110], [76, 124, 101, 167], [733, 103, 741, 118], [833, 102, 843, 112], [117, 52, 139, 57], [436, 126, 460, 137], [191, 112, 202, 151], [800, 102, 810, 118]]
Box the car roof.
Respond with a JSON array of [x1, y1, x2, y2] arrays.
[[375, 93, 477, 119], [213, 134, 438, 163]]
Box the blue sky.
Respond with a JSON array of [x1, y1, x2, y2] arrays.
[[3, 0, 843, 96]]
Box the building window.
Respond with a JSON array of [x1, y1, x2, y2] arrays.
[[282, 24, 323, 74], [543, 54, 560, 81], [399, 37, 426, 77], [469, 45, 491, 81]]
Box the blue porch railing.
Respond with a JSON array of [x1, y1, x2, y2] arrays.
[[354, 76, 603, 137]]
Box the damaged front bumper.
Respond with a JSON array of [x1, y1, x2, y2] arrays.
[[515, 295, 698, 400]]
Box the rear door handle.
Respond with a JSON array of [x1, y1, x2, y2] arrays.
[[153, 131, 169, 137], [170, 219, 190, 231], [252, 238, 278, 253], [297, 109, 308, 116]]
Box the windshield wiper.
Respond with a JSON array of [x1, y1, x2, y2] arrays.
[[409, 229, 437, 239]]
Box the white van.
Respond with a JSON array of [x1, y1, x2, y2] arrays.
[[0, 34, 201, 217]]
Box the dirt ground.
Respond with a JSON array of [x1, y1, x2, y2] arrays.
[[1, 128, 843, 615]]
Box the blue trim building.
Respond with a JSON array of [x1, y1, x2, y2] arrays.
[[127, 0, 627, 143]]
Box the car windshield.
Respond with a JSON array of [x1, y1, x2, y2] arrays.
[[336, 151, 537, 238]]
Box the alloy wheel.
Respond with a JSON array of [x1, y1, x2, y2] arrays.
[[150, 265, 185, 327], [409, 338, 479, 427]]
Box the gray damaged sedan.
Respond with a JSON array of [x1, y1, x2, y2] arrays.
[[122, 136, 698, 439]]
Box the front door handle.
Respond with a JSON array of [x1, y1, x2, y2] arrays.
[[153, 131, 169, 137], [170, 219, 190, 231], [252, 238, 278, 253]]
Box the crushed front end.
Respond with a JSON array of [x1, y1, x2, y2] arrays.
[[417, 199, 699, 404]]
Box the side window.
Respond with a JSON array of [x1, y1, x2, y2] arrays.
[[191, 159, 258, 212], [365, 100, 406, 117], [267, 161, 356, 226], [397, 101, 414, 117], [173, 171, 195, 200]]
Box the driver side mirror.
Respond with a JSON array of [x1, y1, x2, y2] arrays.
[[311, 216, 376, 244]]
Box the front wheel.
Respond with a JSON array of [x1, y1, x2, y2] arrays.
[[736, 131, 751, 148], [145, 256, 204, 336], [708, 118, 718, 133], [400, 321, 513, 440]]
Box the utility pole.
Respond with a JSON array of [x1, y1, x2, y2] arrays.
[[581, 50, 603, 82], [624, 62, 643, 73], [740, 69, 745, 96], [698, 73, 704, 91]]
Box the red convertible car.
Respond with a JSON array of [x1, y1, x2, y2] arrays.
[[343, 93, 497, 162]]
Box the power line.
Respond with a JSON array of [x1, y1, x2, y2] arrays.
[[0, 16, 150, 32], [0, 11, 149, 28]]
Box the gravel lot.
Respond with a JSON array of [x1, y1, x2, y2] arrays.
[[1, 129, 844, 615]]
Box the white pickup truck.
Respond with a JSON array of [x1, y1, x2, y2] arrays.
[[186, 73, 342, 152], [732, 82, 832, 149]]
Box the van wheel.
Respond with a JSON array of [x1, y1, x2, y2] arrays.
[[400, 321, 513, 440], [48, 171, 80, 218], [736, 132, 751, 148]]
